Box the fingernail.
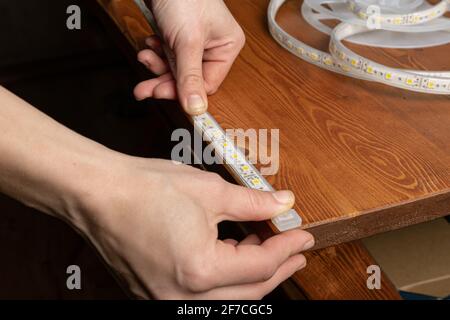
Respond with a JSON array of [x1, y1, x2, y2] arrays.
[[272, 190, 294, 205], [298, 260, 307, 270], [187, 95, 206, 114], [303, 238, 315, 251]]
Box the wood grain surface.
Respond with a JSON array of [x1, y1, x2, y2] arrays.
[[248, 221, 401, 299], [293, 241, 401, 299], [223, 0, 450, 247]]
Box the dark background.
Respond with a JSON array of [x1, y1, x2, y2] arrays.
[[0, 0, 290, 300], [0, 0, 177, 299]]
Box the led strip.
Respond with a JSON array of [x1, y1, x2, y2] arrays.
[[304, 0, 450, 32], [347, 0, 450, 27], [133, 0, 302, 232], [193, 113, 302, 232], [268, 0, 450, 94], [330, 22, 450, 92]]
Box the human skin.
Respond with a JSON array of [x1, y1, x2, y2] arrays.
[[0, 0, 314, 299], [0, 86, 313, 299], [134, 0, 247, 115]]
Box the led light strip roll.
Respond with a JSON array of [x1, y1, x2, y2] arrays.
[[134, 0, 302, 232], [268, 0, 450, 94], [305, 0, 450, 32], [347, 0, 450, 26], [330, 22, 450, 93]]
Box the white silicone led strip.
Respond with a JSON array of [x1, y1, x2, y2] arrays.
[[268, 0, 450, 94], [193, 113, 302, 232], [330, 22, 450, 93], [304, 0, 450, 32], [347, 0, 450, 26], [134, 0, 302, 232]]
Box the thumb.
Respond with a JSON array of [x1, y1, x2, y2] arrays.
[[174, 38, 207, 115], [219, 184, 296, 222]]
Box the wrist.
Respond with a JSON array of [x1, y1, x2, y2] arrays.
[[63, 152, 164, 237], [50, 144, 130, 232]]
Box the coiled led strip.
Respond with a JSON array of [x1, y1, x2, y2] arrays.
[[268, 0, 450, 94], [347, 0, 450, 26], [134, 0, 302, 232], [305, 0, 450, 32], [330, 23, 450, 93]]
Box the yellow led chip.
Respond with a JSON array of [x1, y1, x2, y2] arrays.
[[251, 178, 261, 185], [427, 81, 435, 89], [366, 66, 374, 74], [406, 78, 414, 85], [385, 73, 392, 80], [324, 58, 333, 66], [241, 165, 249, 171]]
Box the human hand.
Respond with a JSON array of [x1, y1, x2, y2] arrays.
[[134, 0, 246, 115], [0, 87, 313, 300], [75, 157, 314, 299]]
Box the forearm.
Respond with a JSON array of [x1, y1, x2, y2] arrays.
[[0, 87, 311, 299], [0, 86, 119, 227]]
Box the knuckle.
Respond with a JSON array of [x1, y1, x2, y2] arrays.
[[176, 254, 215, 292], [183, 32, 204, 47], [173, 29, 203, 53], [181, 72, 203, 88], [204, 172, 223, 185], [261, 263, 277, 282]]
